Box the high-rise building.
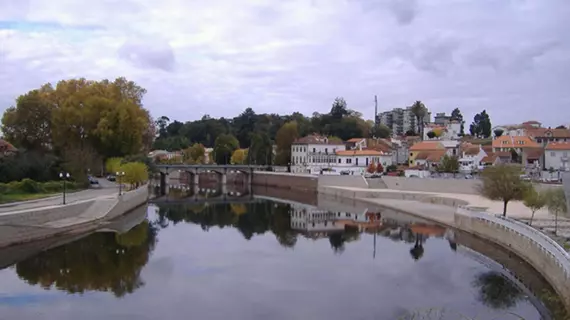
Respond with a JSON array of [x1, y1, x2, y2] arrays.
[[377, 106, 431, 136]]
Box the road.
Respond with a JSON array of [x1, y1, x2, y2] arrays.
[[0, 179, 120, 214]]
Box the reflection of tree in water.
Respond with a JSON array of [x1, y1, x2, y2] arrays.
[[473, 271, 524, 309], [409, 234, 425, 261], [328, 227, 360, 254], [15, 220, 158, 297], [156, 201, 298, 248]]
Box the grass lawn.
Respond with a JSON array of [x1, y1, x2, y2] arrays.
[[0, 193, 59, 204]]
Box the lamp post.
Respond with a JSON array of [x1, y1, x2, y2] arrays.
[[59, 172, 70, 205], [116, 171, 125, 196]]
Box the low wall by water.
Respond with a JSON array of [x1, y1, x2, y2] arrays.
[[252, 172, 318, 192], [455, 207, 570, 313], [0, 186, 149, 248], [378, 176, 563, 195], [318, 175, 369, 189]]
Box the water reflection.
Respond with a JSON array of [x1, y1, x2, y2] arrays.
[[1, 194, 563, 320], [14, 220, 158, 297]]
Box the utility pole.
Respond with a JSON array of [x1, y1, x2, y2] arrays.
[[374, 95, 378, 128]]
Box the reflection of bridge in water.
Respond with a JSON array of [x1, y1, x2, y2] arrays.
[[149, 183, 256, 205]]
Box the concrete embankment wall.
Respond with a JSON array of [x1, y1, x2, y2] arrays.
[[455, 208, 570, 313], [252, 172, 318, 192], [318, 175, 369, 189], [378, 176, 563, 195], [0, 186, 149, 248]]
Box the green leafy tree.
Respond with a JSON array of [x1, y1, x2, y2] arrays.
[[371, 123, 391, 138], [477, 164, 529, 216], [469, 110, 492, 138], [523, 187, 546, 226], [248, 132, 273, 165], [426, 131, 436, 139], [493, 129, 504, 137], [275, 121, 299, 166], [213, 134, 239, 164], [410, 101, 427, 140], [105, 157, 123, 174], [183, 143, 206, 164], [544, 188, 568, 236], [439, 155, 459, 173]]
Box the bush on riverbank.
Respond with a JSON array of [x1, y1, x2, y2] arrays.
[[0, 179, 82, 195]]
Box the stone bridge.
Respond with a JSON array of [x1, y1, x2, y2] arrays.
[[155, 164, 265, 196]]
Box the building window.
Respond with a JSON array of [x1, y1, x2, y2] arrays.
[[347, 158, 352, 164], [356, 158, 359, 166], [313, 148, 316, 153], [551, 152, 555, 157], [325, 148, 328, 154]]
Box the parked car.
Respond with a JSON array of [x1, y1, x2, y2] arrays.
[[107, 175, 116, 181]]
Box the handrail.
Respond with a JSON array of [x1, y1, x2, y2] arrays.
[[456, 206, 570, 276]]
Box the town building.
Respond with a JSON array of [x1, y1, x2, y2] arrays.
[[290, 134, 346, 174], [408, 141, 445, 166], [377, 106, 431, 136], [491, 135, 541, 166], [544, 142, 570, 172], [457, 144, 487, 173]]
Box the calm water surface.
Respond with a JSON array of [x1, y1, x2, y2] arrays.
[[0, 196, 552, 320]]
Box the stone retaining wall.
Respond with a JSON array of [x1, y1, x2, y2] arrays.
[[455, 207, 570, 313], [252, 172, 318, 192], [318, 175, 369, 189], [0, 186, 149, 248]]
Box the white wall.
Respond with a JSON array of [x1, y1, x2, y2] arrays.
[[545, 149, 570, 170]]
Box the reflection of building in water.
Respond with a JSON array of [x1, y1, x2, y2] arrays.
[[289, 204, 383, 235]]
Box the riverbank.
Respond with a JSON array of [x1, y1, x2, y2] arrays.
[[0, 192, 59, 204], [0, 185, 149, 248]]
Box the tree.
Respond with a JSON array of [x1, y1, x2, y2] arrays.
[[330, 97, 348, 119], [439, 155, 459, 173], [544, 188, 568, 236], [120, 162, 148, 188], [432, 127, 444, 138], [405, 129, 417, 136], [410, 101, 427, 140], [409, 234, 424, 261], [376, 162, 384, 173], [275, 121, 299, 165], [426, 131, 436, 139], [367, 161, 377, 173], [183, 143, 206, 164], [231, 149, 248, 164], [555, 125, 567, 129], [469, 110, 492, 138], [105, 157, 123, 174], [213, 134, 239, 165], [371, 124, 391, 138], [493, 129, 504, 137], [248, 132, 273, 165], [523, 187, 546, 226], [477, 164, 529, 216]]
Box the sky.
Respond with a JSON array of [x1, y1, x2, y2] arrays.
[[0, 0, 569, 127]]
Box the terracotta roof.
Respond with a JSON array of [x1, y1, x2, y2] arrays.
[[0, 139, 17, 152], [415, 152, 430, 160], [335, 149, 386, 156], [524, 148, 544, 160], [411, 224, 446, 237], [369, 144, 392, 153], [347, 138, 365, 143], [545, 142, 570, 150], [426, 150, 446, 162], [461, 143, 480, 156], [522, 120, 541, 125], [492, 135, 540, 149], [527, 128, 570, 138], [293, 135, 344, 145], [482, 145, 493, 154], [481, 153, 498, 164], [409, 141, 444, 151]]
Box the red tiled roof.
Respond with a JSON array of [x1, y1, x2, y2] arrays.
[[409, 141, 444, 151], [524, 148, 544, 160], [481, 153, 498, 164], [527, 128, 570, 138], [294, 135, 344, 145], [492, 135, 540, 149], [545, 142, 570, 150]]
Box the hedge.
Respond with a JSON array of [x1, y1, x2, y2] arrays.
[[0, 179, 82, 195]]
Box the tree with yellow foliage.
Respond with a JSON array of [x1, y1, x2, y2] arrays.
[[231, 149, 248, 165], [105, 157, 123, 174], [120, 162, 148, 189]]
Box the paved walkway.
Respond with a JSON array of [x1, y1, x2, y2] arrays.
[[0, 180, 119, 215]]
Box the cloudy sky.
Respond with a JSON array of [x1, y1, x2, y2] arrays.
[[1, 0, 569, 126]]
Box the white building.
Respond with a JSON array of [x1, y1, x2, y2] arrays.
[[291, 135, 346, 174], [291, 135, 393, 174], [377, 106, 431, 136], [440, 140, 460, 157], [544, 142, 570, 171], [458, 144, 487, 173]]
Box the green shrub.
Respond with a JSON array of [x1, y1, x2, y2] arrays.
[[0, 183, 10, 194], [42, 181, 64, 193], [20, 178, 42, 193]]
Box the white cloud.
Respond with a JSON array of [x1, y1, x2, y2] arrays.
[[0, 0, 569, 126]]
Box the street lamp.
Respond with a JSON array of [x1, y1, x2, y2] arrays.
[[59, 172, 70, 204], [116, 171, 125, 196]]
